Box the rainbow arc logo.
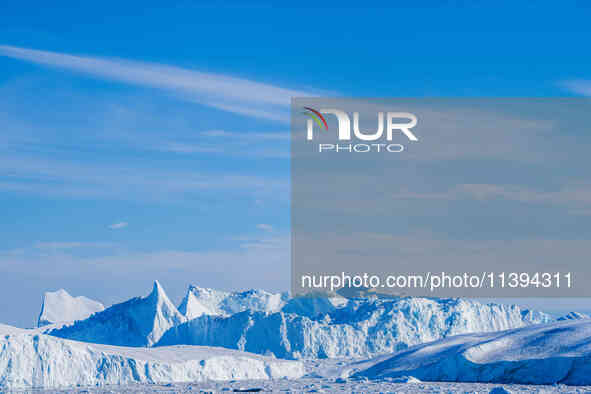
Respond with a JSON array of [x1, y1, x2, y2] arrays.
[[302, 107, 328, 131]]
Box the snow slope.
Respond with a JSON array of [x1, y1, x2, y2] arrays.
[[49, 281, 186, 347], [0, 330, 304, 390], [178, 285, 288, 319], [37, 289, 105, 327], [157, 297, 551, 359], [352, 319, 591, 385]]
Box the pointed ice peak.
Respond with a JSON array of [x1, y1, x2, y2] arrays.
[[145, 281, 184, 320], [49, 280, 186, 347], [149, 280, 165, 299], [146, 280, 176, 307]]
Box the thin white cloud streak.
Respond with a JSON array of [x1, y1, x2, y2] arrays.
[[33, 242, 113, 250], [201, 130, 289, 140], [108, 222, 128, 230], [0, 45, 309, 122], [299, 233, 591, 277], [0, 155, 288, 201], [295, 176, 591, 218], [388, 183, 591, 213], [153, 130, 289, 156], [155, 142, 289, 158], [256, 223, 274, 232], [205, 100, 289, 123], [393, 183, 591, 204], [0, 235, 291, 289], [568, 209, 591, 216], [157, 143, 222, 154], [561, 80, 591, 96]]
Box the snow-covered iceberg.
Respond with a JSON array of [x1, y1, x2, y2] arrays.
[[352, 319, 591, 385], [37, 289, 104, 327], [0, 326, 304, 390], [49, 281, 186, 346], [178, 285, 288, 319], [557, 311, 590, 321], [157, 297, 551, 359]]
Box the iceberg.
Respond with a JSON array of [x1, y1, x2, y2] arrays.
[[556, 311, 590, 321], [353, 319, 591, 385], [49, 281, 185, 347], [157, 297, 551, 359], [37, 289, 104, 327], [0, 326, 304, 390]]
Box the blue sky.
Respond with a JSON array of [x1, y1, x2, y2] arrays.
[[1, 2, 591, 327]]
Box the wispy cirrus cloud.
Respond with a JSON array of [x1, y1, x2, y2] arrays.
[[108, 222, 128, 230], [201, 130, 289, 140], [256, 223, 274, 232], [153, 130, 290, 156], [33, 241, 114, 250], [389, 183, 591, 214], [0, 154, 288, 201], [561, 80, 591, 96], [0, 45, 310, 122]]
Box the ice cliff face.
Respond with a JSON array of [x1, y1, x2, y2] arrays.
[[178, 285, 288, 319], [49, 281, 185, 347], [0, 328, 304, 390], [46, 284, 551, 359], [352, 319, 591, 385], [157, 297, 552, 359], [37, 289, 104, 327]]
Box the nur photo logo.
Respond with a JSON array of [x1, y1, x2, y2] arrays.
[[302, 107, 419, 153]]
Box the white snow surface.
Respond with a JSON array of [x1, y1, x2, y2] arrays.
[[37, 289, 105, 327], [0, 329, 304, 390], [352, 319, 591, 385], [49, 281, 186, 347], [157, 297, 551, 359], [178, 285, 288, 319]]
